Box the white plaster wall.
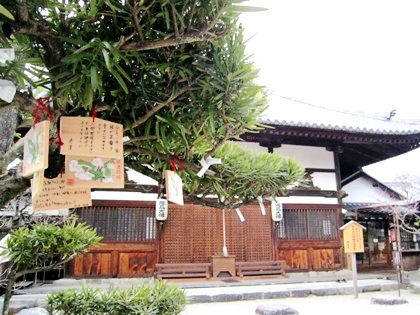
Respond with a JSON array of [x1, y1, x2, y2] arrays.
[[236, 142, 339, 205], [235, 141, 269, 153], [274, 196, 338, 204], [238, 143, 338, 191], [91, 191, 158, 201], [273, 144, 334, 169], [342, 177, 395, 203], [235, 143, 335, 170], [311, 172, 337, 190], [273, 145, 338, 191]]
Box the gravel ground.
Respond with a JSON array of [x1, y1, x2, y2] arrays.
[[181, 290, 420, 315]]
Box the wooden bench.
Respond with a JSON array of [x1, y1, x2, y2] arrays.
[[235, 260, 286, 278], [155, 263, 212, 280]]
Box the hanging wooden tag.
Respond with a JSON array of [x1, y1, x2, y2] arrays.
[[60, 117, 123, 158], [165, 170, 184, 205], [22, 120, 50, 177]]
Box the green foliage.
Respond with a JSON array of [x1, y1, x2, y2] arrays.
[[47, 281, 187, 315], [0, 5, 14, 20], [3, 220, 102, 273], [182, 141, 307, 207], [0, 0, 307, 209]]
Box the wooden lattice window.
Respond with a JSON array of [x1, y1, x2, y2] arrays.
[[277, 207, 340, 240], [400, 229, 420, 250], [162, 204, 273, 263], [77, 206, 156, 242]]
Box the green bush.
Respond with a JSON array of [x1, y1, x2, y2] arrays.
[[46, 280, 187, 315]]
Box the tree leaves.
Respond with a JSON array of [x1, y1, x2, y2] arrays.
[[4, 219, 102, 271], [55, 37, 130, 108], [1, 0, 306, 209], [183, 141, 306, 207], [0, 4, 14, 20]]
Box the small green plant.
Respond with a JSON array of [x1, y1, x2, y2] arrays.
[[0, 220, 102, 315], [47, 281, 187, 315]]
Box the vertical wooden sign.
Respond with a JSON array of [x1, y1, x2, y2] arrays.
[[341, 221, 365, 254], [340, 220, 366, 299], [271, 199, 283, 222]]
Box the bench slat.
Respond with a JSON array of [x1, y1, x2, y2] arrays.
[[155, 263, 211, 280], [236, 260, 286, 278]]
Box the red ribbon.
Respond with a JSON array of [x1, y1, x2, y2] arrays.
[[34, 97, 54, 125], [34, 97, 63, 147], [169, 155, 185, 172], [55, 131, 64, 146], [49, 133, 64, 146], [91, 106, 97, 122]]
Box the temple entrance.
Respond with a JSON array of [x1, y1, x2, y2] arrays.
[[356, 220, 392, 269], [160, 203, 275, 264]]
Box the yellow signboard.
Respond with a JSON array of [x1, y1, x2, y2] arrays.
[[340, 220, 366, 253]]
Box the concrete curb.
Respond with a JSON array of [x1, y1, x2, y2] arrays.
[[2, 276, 418, 311], [186, 281, 400, 304]]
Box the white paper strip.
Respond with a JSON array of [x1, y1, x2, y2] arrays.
[[197, 155, 222, 177], [0, 79, 16, 103], [257, 196, 266, 215], [235, 208, 245, 222], [0, 48, 15, 63]]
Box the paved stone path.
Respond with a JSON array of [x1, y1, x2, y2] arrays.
[[2, 271, 419, 314], [181, 290, 420, 315]]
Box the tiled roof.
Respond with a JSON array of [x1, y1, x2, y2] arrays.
[[258, 97, 420, 135], [343, 202, 379, 210]]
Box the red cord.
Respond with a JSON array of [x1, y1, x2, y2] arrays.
[[169, 155, 185, 172], [34, 97, 54, 125], [91, 106, 97, 122]]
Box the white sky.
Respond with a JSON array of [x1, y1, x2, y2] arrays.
[[240, 0, 420, 181]]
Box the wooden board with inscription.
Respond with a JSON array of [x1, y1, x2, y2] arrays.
[[22, 121, 50, 177], [31, 171, 44, 200], [165, 170, 184, 205], [63, 155, 124, 188], [340, 221, 366, 253], [60, 117, 123, 158], [33, 178, 92, 211]]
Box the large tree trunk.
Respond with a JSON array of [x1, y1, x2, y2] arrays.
[[0, 174, 30, 209], [0, 106, 18, 157], [0, 104, 31, 208]]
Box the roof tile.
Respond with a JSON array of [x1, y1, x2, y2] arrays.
[[259, 97, 420, 135]]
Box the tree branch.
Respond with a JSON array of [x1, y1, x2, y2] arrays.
[[0, 92, 38, 115], [13, 0, 63, 70], [119, 18, 224, 52], [15, 253, 78, 279], [128, 76, 202, 130], [0, 171, 30, 209], [207, 127, 236, 157], [125, 146, 200, 173], [0, 137, 24, 173]]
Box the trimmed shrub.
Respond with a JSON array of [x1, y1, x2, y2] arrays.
[[46, 280, 187, 315]]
